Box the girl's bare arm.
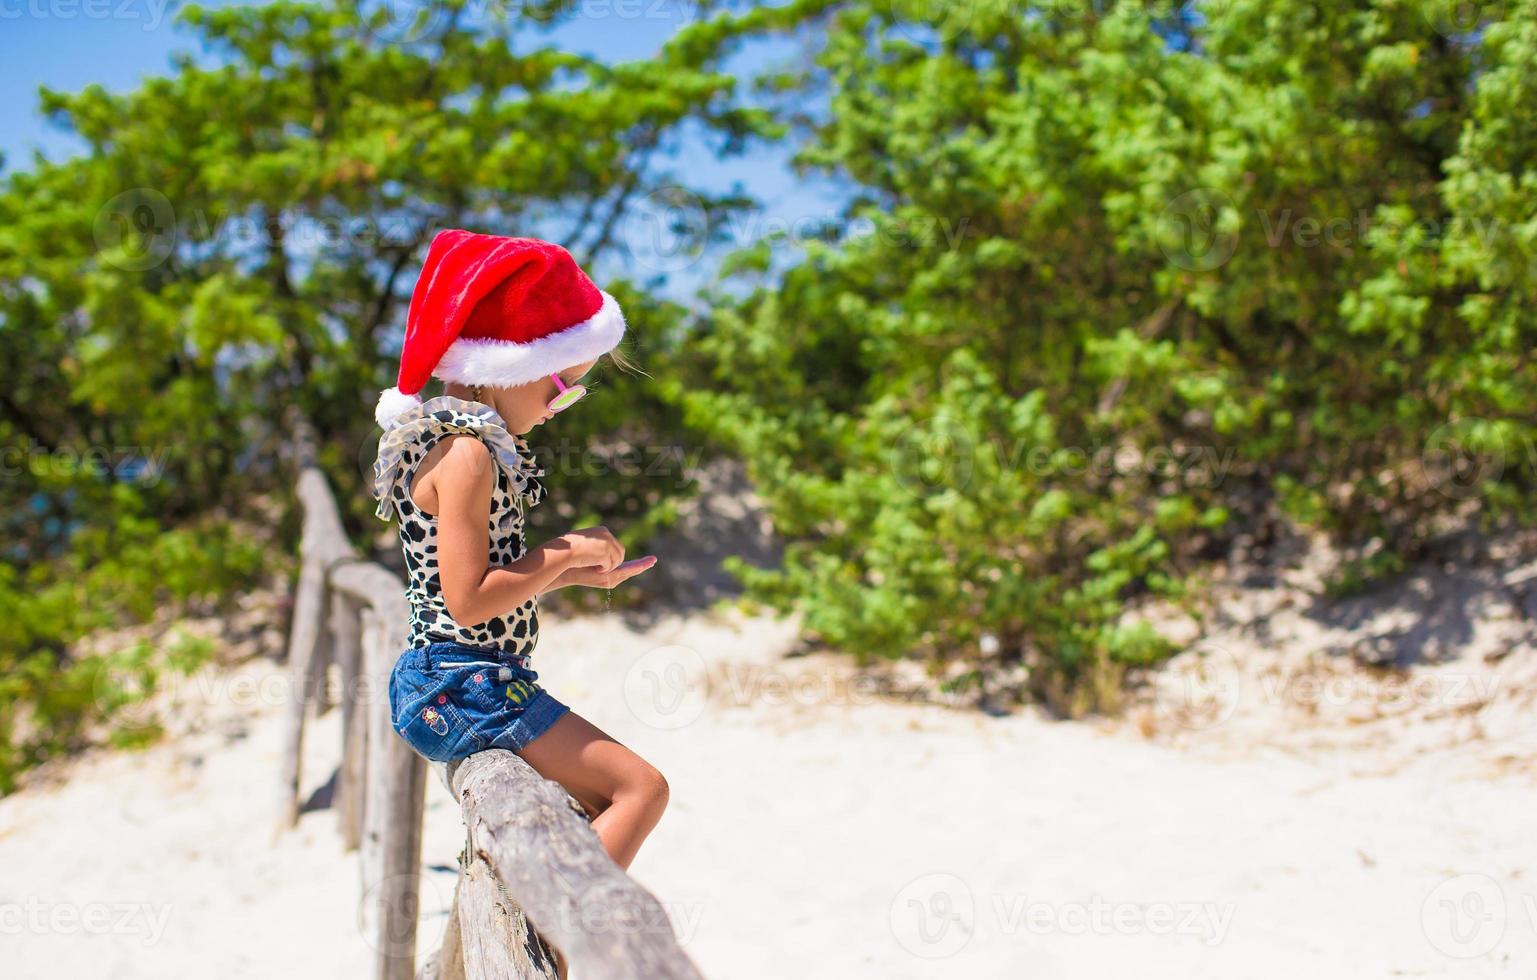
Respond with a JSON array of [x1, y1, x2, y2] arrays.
[[434, 436, 577, 625]]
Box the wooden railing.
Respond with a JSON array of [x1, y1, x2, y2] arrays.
[[276, 450, 703, 980]]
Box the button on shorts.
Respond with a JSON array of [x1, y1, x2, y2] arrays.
[[388, 639, 571, 763]]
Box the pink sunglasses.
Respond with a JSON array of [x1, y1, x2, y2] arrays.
[[546, 372, 588, 413]]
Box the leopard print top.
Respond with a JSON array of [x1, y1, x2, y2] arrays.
[[371, 395, 548, 659]]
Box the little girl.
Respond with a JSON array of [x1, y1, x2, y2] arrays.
[[370, 230, 666, 887]]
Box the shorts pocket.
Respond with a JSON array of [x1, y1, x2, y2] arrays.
[[395, 690, 485, 763], [460, 662, 545, 714]]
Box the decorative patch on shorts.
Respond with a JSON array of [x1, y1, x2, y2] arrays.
[[504, 678, 540, 705], [422, 705, 450, 735]]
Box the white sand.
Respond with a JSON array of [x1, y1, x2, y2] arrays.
[[2, 602, 1533, 978]]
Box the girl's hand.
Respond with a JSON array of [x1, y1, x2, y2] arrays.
[[562, 555, 658, 589], [560, 525, 626, 571]]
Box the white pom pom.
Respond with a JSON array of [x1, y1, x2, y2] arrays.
[[375, 386, 424, 429]]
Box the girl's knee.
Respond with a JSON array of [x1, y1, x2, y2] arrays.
[[647, 767, 669, 808], [626, 764, 669, 809]]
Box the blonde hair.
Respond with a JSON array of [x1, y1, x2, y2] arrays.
[[601, 340, 647, 379]]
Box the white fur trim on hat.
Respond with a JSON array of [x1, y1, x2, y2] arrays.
[[375, 386, 425, 430], [432, 290, 626, 389]]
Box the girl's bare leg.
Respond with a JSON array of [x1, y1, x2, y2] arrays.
[[515, 709, 669, 872]]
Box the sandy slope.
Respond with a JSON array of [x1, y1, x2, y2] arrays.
[[1, 602, 1533, 978]]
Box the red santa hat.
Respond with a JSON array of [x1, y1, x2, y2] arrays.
[[374, 229, 626, 429]]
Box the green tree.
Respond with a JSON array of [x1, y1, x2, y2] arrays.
[[684, 0, 1536, 713]]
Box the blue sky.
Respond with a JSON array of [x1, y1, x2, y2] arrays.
[[0, 0, 850, 298]]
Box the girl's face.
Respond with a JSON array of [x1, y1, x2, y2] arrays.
[[486, 358, 599, 434]]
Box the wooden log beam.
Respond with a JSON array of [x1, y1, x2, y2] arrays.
[[456, 853, 559, 979], [446, 751, 705, 980]]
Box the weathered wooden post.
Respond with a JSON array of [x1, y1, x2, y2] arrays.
[[350, 573, 427, 980], [278, 468, 356, 834], [331, 586, 368, 850], [277, 553, 324, 832]]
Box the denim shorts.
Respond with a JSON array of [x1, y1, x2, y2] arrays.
[[388, 639, 571, 763]]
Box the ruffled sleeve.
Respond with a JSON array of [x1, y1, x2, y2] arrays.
[[372, 395, 547, 522]]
